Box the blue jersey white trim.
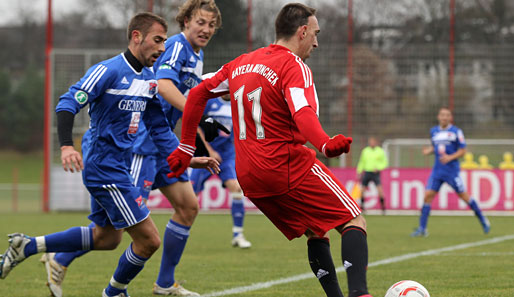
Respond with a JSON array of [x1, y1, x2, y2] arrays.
[[81, 65, 108, 93], [133, 32, 204, 155], [430, 124, 466, 175], [56, 52, 174, 186]]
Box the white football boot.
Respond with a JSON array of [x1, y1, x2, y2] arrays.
[[152, 282, 200, 296], [231, 234, 252, 249], [0, 233, 31, 279], [40, 252, 67, 297]]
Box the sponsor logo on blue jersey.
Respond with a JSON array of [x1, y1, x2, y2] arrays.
[[118, 100, 147, 111]]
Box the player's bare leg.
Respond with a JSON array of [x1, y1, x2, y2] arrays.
[[153, 182, 200, 296], [458, 192, 490, 233], [225, 179, 251, 248], [305, 229, 343, 297], [336, 215, 371, 297]]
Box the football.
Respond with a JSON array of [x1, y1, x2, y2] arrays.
[[385, 280, 430, 297]]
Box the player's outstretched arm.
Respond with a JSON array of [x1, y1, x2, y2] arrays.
[[167, 82, 222, 178], [157, 79, 187, 111], [189, 156, 220, 175], [293, 106, 352, 158], [422, 146, 434, 155]]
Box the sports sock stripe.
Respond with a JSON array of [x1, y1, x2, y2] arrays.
[[166, 221, 190, 236], [125, 245, 146, 266], [311, 164, 360, 217], [80, 226, 90, 250], [109, 276, 128, 290]]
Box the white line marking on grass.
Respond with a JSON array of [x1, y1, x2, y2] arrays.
[[200, 234, 514, 297], [434, 251, 514, 257]]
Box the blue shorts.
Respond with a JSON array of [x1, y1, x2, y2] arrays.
[[87, 182, 150, 230], [130, 153, 156, 199], [190, 158, 237, 194], [426, 170, 466, 194], [131, 153, 189, 197]]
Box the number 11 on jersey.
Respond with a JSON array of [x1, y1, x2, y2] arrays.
[[234, 85, 265, 140]]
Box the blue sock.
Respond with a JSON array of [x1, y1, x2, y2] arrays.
[[24, 226, 93, 257], [54, 222, 95, 267], [156, 219, 190, 288], [231, 198, 245, 237], [105, 243, 148, 296], [419, 203, 431, 231], [468, 199, 487, 226]]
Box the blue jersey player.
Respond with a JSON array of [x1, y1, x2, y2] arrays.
[[411, 107, 490, 237], [0, 13, 215, 297], [131, 1, 223, 296], [190, 95, 252, 249], [0, 13, 170, 297], [38, 2, 224, 297]]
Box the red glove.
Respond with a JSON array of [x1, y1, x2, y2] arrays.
[[167, 143, 196, 178], [322, 135, 353, 158]]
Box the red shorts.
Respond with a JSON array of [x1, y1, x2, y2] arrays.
[[249, 159, 361, 240]]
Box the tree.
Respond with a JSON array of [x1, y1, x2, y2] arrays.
[[1, 65, 44, 151]]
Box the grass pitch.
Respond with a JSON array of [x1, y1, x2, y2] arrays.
[[0, 213, 513, 297]]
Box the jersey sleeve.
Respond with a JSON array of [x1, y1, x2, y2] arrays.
[[155, 40, 187, 85], [142, 95, 176, 157], [202, 64, 230, 94], [457, 128, 466, 149], [179, 67, 230, 149], [281, 56, 318, 117], [55, 62, 115, 114]]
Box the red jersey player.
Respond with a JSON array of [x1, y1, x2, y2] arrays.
[[167, 3, 371, 297]]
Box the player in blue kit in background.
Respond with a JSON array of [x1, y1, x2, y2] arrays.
[[190, 94, 252, 248], [0, 13, 184, 297], [411, 107, 490, 237]]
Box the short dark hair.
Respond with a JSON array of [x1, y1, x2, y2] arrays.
[[275, 3, 316, 41], [176, 0, 222, 31], [127, 12, 168, 41]]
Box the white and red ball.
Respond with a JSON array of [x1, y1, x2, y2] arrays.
[[385, 280, 430, 297]]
